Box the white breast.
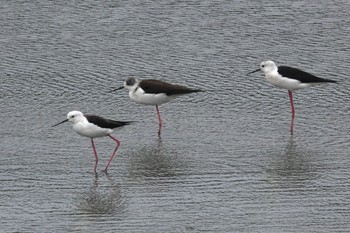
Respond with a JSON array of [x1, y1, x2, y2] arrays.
[[266, 71, 312, 91], [129, 88, 175, 105], [73, 122, 113, 138]]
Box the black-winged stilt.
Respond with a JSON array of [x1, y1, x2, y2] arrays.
[[52, 110, 132, 174], [248, 60, 336, 133], [111, 77, 203, 137]]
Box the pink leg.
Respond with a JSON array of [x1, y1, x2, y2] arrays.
[[91, 139, 98, 174], [104, 135, 121, 173], [288, 90, 295, 134], [156, 105, 162, 137]]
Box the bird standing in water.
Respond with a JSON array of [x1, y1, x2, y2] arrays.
[[248, 60, 336, 133], [111, 77, 203, 137], [53, 110, 132, 174]]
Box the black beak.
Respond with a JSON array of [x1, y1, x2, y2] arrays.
[[247, 68, 260, 75], [109, 86, 124, 93], [52, 119, 68, 127]]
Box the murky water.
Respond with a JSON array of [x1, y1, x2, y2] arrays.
[[1, 0, 350, 232]]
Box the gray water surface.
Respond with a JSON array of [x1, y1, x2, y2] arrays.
[[1, 1, 350, 232]]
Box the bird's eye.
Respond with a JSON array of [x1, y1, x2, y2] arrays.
[[71, 115, 75, 118], [261, 65, 265, 68], [126, 78, 135, 86]]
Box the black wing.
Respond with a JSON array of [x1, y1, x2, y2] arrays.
[[139, 79, 203, 96], [278, 66, 336, 83], [85, 115, 132, 129]]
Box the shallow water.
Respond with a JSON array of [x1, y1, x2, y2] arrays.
[[1, 0, 350, 232]]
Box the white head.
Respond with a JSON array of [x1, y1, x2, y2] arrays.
[[248, 60, 278, 75], [66, 111, 84, 124], [259, 60, 278, 74], [52, 110, 84, 127]]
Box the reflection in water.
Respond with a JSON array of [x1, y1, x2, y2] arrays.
[[75, 175, 126, 216], [290, 117, 294, 135], [265, 136, 318, 183], [127, 139, 184, 179]]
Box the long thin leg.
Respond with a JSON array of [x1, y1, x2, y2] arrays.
[[288, 90, 295, 134], [104, 135, 121, 173], [91, 138, 98, 174], [156, 105, 162, 137]]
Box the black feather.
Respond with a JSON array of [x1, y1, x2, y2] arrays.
[[278, 66, 336, 83], [139, 79, 203, 96], [85, 115, 132, 129]]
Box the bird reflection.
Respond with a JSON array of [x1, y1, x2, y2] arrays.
[[75, 175, 126, 216], [290, 117, 295, 135], [265, 136, 316, 182], [127, 139, 184, 179]]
